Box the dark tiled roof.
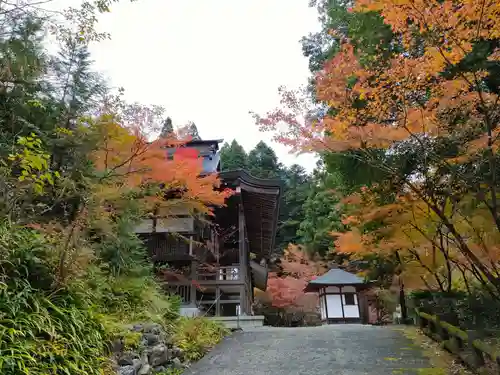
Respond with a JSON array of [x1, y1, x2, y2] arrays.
[[309, 268, 365, 286], [184, 139, 224, 149]]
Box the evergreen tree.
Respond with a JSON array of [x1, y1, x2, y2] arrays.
[[187, 121, 200, 140], [160, 117, 175, 138], [220, 139, 248, 171], [177, 121, 201, 140], [297, 163, 343, 256], [275, 164, 311, 249], [247, 141, 283, 179], [51, 38, 106, 128], [0, 16, 48, 149]]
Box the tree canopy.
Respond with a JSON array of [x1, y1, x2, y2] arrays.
[[0, 1, 231, 372], [256, 0, 500, 309]]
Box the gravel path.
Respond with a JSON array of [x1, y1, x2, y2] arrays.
[[184, 325, 434, 375]]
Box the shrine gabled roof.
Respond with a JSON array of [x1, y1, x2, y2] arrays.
[[182, 139, 224, 148], [220, 169, 282, 191], [304, 268, 366, 292], [220, 169, 282, 259]]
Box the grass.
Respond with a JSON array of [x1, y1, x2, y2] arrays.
[[173, 317, 230, 361], [400, 326, 473, 375], [0, 222, 231, 375]]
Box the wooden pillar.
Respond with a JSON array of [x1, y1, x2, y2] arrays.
[[238, 192, 248, 315], [324, 289, 329, 324], [239, 285, 246, 316], [357, 290, 365, 324], [340, 286, 345, 322], [189, 233, 196, 305], [190, 257, 197, 306], [215, 286, 221, 316], [188, 235, 193, 256]]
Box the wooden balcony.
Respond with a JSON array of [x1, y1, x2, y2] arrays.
[[197, 265, 240, 281], [140, 233, 193, 261], [165, 283, 191, 304], [163, 263, 247, 317], [163, 264, 243, 302]]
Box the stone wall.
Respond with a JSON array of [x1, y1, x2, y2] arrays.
[[111, 323, 189, 375]]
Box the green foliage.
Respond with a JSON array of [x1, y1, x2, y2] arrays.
[[0, 280, 108, 375], [0, 223, 57, 290], [221, 140, 314, 255], [178, 121, 201, 140], [247, 141, 283, 179], [0, 217, 181, 373], [0, 3, 200, 375], [51, 39, 107, 118], [87, 270, 180, 325], [0, 223, 107, 374], [122, 331, 142, 350], [409, 287, 500, 332], [7, 134, 59, 195], [91, 205, 147, 276], [220, 139, 248, 171], [173, 317, 229, 361], [160, 117, 175, 138], [276, 164, 312, 248], [298, 166, 343, 255], [322, 150, 389, 194]]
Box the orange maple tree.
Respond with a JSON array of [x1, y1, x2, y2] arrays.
[[89, 115, 232, 217], [37, 111, 232, 284], [256, 0, 500, 294]]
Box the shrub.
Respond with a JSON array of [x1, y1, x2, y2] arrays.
[[408, 287, 500, 331], [86, 268, 181, 327], [0, 223, 109, 374], [0, 280, 108, 375], [173, 317, 229, 361], [0, 221, 182, 374], [0, 225, 57, 291]]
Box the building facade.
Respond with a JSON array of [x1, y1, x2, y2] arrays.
[[305, 267, 370, 324], [134, 139, 281, 327]]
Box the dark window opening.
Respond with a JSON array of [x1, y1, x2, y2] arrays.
[[344, 293, 356, 305]]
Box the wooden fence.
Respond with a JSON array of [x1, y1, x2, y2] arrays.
[[415, 309, 500, 373]]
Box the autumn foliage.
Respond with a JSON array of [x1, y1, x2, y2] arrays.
[[18, 112, 232, 285], [90, 117, 231, 216], [257, 0, 500, 295], [258, 245, 326, 310], [0, 2, 234, 373]]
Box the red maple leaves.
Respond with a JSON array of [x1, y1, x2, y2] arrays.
[[265, 245, 326, 310]]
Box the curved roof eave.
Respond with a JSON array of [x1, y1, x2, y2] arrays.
[[220, 169, 282, 191], [220, 169, 282, 259]]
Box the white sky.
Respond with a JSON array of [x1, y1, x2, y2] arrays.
[[52, 0, 321, 172]]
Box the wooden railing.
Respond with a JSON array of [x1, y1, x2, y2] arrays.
[[164, 283, 191, 304], [140, 233, 191, 261], [197, 265, 240, 281], [416, 309, 500, 372], [162, 265, 242, 305]]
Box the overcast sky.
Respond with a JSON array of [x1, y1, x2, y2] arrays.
[[53, 0, 321, 171]]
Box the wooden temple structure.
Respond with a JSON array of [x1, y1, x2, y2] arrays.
[[305, 266, 373, 324], [134, 139, 281, 323]]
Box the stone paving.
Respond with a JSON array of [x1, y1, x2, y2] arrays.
[[184, 325, 435, 375]]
